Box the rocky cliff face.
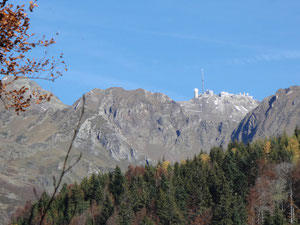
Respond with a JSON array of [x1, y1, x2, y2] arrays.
[[232, 86, 300, 143], [0, 77, 260, 224], [71, 88, 258, 163]]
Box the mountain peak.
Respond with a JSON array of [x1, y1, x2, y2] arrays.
[[180, 89, 259, 121], [1, 76, 67, 112], [232, 85, 300, 143]]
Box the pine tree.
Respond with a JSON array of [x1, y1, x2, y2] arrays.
[[172, 174, 188, 212], [209, 146, 224, 165], [272, 206, 287, 225], [155, 188, 184, 225], [187, 161, 211, 214], [141, 216, 156, 225], [295, 126, 300, 142], [129, 176, 149, 213], [263, 211, 273, 225], [70, 183, 87, 217], [231, 195, 247, 225], [212, 185, 234, 225], [110, 166, 125, 205], [143, 165, 156, 202], [118, 185, 134, 225], [210, 163, 234, 225], [94, 194, 114, 225], [87, 173, 104, 204], [222, 153, 240, 190]]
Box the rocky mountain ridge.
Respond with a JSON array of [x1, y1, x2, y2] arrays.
[[0, 76, 299, 224], [232, 86, 300, 143], [71, 87, 259, 163]]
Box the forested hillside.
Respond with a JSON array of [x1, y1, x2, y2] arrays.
[[10, 128, 300, 225]]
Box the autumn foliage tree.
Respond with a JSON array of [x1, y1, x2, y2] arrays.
[[0, 0, 66, 113]]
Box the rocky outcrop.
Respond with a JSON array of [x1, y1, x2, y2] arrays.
[[71, 88, 258, 163], [232, 86, 300, 143]]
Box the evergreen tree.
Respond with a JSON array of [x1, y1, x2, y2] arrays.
[[129, 176, 149, 213], [70, 183, 87, 217], [210, 163, 234, 225], [109, 166, 125, 205], [212, 183, 234, 225], [141, 216, 156, 225], [155, 188, 184, 225], [80, 177, 90, 201], [186, 160, 211, 215], [231, 195, 247, 225], [172, 174, 188, 212], [209, 146, 224, 165], [263, 211, 273, 225], [143, 165, 156, 203], [87, 173, 104, 204], [160, 173, 170, 192], [62, 188, 72, 223], [155, 189, 169, 224], [118, 185, 134, 225], [208, 163, 224, 204], [272, 206, 287, 225], [295, 126, 300, 142], [222, 152, 240, 191], [94, 194, 114, 225]]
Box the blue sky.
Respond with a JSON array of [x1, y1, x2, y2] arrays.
[[24, 0, 300, 104]]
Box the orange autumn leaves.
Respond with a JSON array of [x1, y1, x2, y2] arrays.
[[0, 0, 66, 114]]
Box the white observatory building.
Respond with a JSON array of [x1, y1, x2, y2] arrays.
[[194, 88, 199, 98]]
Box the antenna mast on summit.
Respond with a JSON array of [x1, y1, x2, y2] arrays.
[[201, 68, 204, 94]]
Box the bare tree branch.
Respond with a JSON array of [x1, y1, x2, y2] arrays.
[[0, 0, 8, 8], [39, 94, 86, 225]]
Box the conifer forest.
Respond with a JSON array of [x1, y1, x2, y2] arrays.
[[10, 128, 300, 225]]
